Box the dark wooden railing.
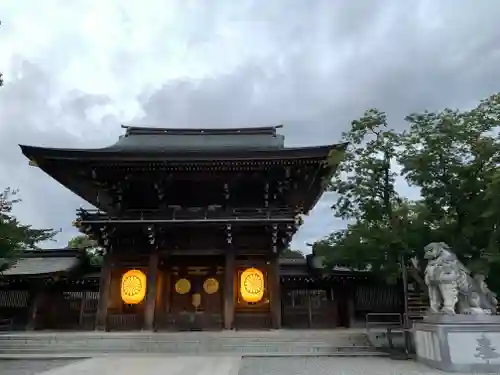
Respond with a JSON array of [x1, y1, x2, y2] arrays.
[[76, 206, 298, 223], [354, 284, 402, 311], [106, 313, 143, 331]]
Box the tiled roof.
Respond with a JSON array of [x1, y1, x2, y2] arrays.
[[0, 256, 79, 276], [107, 125, 285, 152], [278, 258, 307, 265]]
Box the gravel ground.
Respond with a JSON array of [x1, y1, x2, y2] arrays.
[[237, 357, 489, 375], [0, 359, 79, 375]]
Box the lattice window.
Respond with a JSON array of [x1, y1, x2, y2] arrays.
[[0, 290, 29, 308]]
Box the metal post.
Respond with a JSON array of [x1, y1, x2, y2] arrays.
[[400, 253, 410, 355]]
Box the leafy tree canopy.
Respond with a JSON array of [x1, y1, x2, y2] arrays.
[[67, 234, 104, 266], [315, 93, 500, 285], [280, 247, 305, 259], [0, 188, 58, 269], [67, 234, 97, 250]]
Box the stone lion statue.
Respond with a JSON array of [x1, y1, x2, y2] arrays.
[[423, 242, 497, 315]]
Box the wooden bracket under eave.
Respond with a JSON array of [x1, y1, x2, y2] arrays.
[[28, 159, 38, 167]]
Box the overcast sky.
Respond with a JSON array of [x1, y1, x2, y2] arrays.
[[0, 1, 499, 252]]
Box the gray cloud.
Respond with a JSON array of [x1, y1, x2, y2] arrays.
[[1, 1, 500, 251], [0, 61, 117, 247]]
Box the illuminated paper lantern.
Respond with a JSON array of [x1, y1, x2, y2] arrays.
[[240, 268, 265, 303], [121, 269, 147, 304]]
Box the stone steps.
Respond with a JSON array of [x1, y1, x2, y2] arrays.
[[408, 289, 428, 319], [0, 330, 385, 357]]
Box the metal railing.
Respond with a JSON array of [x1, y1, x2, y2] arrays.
[[365, 312, 415, 357], [365, 312, 402, 331]]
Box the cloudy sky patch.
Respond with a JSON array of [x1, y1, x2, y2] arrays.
[[0, 0, 499, 251]]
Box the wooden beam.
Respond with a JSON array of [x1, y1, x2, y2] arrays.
[[223, 251, 235, 330], [307, 292, 313, 328], [268, 256, 282, 329], [79, 291, 88, 328], [144, 251, 159, 331], [347, 288, 355, 328], [95, 253, 112, 331], [26, 288, 44, 331]]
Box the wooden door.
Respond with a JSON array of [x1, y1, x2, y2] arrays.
[[282, 288, 337, 329], [169, 273, 223, 330]]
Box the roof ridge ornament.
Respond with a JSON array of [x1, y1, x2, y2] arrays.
[[120, 124, 284, 137]]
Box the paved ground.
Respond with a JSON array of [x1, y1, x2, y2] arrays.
[[1, 359, 77, 375], [1, 357, 242, 375], [238, 357, 480, 375], [0, 357, 495, 375]]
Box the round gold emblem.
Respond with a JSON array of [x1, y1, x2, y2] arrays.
[[175, 278, 191, 294], [203, 278, 219, 294]]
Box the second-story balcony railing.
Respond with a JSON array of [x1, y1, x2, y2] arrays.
[[75, 206, 302, 224]]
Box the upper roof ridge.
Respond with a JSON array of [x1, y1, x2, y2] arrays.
[[121, 125, 284, 137]]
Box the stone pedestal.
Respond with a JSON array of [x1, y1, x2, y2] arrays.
[[414, 315, 500, 373]]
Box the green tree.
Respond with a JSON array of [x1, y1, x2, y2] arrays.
[[67, 234, 103, 266], [398, 93, 500, 273], [0, 188, 58, 269], [67, 234, 97, 249], [280, 248, 305, 259], [316, 109, 409, 281], [316, 92, 500, 288]]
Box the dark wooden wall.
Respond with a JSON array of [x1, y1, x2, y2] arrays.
[[0, 282, 99, 331], [281, 288, 337, 329], [0, 289, 30, 329], [352, 283, 402, 320], [0, 268, 403, 331]]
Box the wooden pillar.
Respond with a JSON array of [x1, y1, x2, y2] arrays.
[[155, 269, 165, 317], [223, 251, 235, 330], [307, 292, 313, 328], [348, 287, 356, 328], [268, 255, 282, 329], [95, 253, 112, 331], [330, 286, 338, 328], [144, 252, 159, 331], [26, 288, 44, 330], [79, 291, 88, 329], [164, 272, 171, 315]]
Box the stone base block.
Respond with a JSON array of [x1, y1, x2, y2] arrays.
[[414, 315, 500, 373]]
